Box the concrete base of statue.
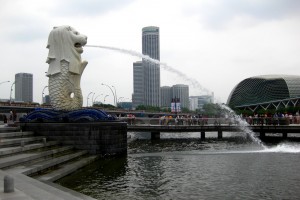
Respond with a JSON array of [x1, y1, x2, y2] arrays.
[[20, 121, 127, 156]]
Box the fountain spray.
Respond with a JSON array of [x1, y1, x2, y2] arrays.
[[86, 44, 266, 148]]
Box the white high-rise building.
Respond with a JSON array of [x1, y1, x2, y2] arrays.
[[142, 26, 160, 107], [15, 73, 33, 102]]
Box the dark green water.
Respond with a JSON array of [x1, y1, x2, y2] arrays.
[[57, 132, 300, 200]]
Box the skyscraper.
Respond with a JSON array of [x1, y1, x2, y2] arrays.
[[142, 26, 160, 107], [160, 84, 190, 110], [172, 84, 189, 109], [15, 73, 33, 102], [160, 86, 172, 108], [132, 61, 144, 108]]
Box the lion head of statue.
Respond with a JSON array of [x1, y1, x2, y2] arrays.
[[46, 25, 87, 76]]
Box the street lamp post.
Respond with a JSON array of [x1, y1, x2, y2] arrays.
[[87, 92, 94, 107], [118, 97, 124, 103], [104, 95, 109, 103], [112, 85, 117, 106], [118, 97, 124, 108], [91, 93, 95, 107], [0, 81, 10, 86], [101, 83, 116, 106], [42, 86, 48, 104], [9, 81, 15, 105], [93, 94, 103, 105]]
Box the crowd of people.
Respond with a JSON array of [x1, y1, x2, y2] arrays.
[[244, 112, 300, 125], [0, 110, 18, 126], [120, 112, 300, 126]]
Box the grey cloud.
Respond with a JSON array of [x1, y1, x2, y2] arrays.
[[52, 0, 135, 17], [184, 0, 300, 29], [1, 16, 49, 43]]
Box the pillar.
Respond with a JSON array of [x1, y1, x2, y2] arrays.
[[218, 130, 222, 139], [4, 175, 14, 193], [201, 131, 205, 140], [151, 132, 160, 140], [282, 132, 288, 139]]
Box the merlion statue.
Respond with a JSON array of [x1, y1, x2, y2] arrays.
[[46, 25, 88, 110]]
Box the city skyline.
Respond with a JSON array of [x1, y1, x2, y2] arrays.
[[0, 0, 300, 106]]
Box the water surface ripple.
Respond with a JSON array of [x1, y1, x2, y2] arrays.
[[58, 135, 300, 200]]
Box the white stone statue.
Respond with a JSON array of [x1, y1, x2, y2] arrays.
[[46, 25, 88, 110]]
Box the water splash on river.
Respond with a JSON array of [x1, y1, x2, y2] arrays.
[[86, 44, 265, 148]]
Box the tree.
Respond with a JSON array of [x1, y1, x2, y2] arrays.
[[202, 103, 221, 117]]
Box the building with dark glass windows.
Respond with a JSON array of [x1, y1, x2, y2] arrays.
[[15, 73, 33, 102]]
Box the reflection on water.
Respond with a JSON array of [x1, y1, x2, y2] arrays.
[[57, 133, 300, 200]]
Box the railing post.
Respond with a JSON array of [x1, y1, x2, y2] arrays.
[[201, 131, 205, 140], [151, 131, 160, 140], [282, 132, 288, 139], [218, 129, 222, 139]]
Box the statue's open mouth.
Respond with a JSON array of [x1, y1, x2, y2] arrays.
[[74, 43, 82, 48], [74, 43, 84, 53]]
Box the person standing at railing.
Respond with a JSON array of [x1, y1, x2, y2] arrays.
[[296, 112, 300, 124], [132, 114, 136, 125], [12, 110, 17, 122], [2, 114, 7, 124], [288, 113, 293, 124]]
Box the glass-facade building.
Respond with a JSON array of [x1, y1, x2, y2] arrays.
[[15, 73, 33, 102], [160, 85, 190, 109], [160, 86, 172, 108], [142, 26, 160, 107], [172, 84, 189, 109], [132, 61, 144, 108], [227, 75, 300, 108]]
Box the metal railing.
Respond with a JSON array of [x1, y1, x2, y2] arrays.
[[118, 116, 300, 126]]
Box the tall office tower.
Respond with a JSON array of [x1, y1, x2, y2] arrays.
[[15, 73, 33, 102], [142, 26, 160, 107], [160, 86, 172, 108], [132, 61, 144, 108], [172, 84, 189, 109]]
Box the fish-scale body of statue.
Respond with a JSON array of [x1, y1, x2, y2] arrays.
[[46, 26, 88, 110]]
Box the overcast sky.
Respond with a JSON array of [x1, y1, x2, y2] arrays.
[[0, 0, 299, 106]]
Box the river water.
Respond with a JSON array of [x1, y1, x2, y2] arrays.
[[57, 132, 300, 200]]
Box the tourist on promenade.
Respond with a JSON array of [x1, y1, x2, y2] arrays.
[[289, 113, 293, 124], [3, 115, 7, 124], [13, 110, 17, 122], [9, 110, 13, 121], [132, 114, 136, 125]]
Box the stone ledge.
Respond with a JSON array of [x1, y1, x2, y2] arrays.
[[20, 121, 128, 155]]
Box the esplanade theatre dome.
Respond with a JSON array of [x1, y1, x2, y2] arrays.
[[227, 75, 300, 108]]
